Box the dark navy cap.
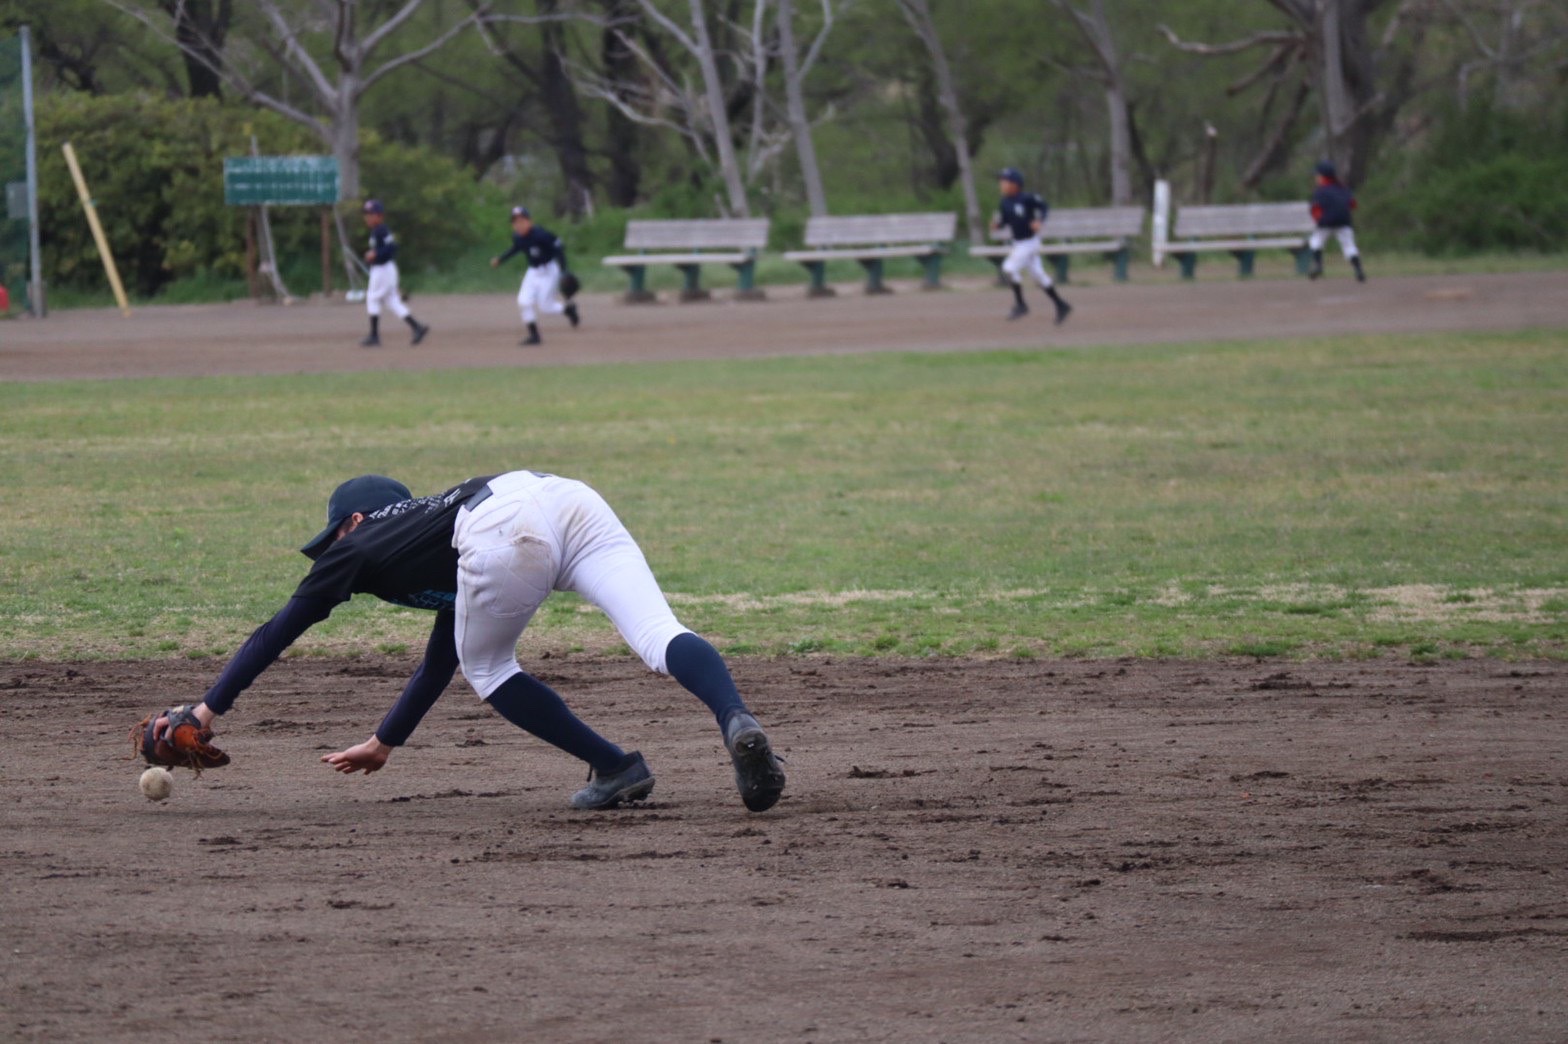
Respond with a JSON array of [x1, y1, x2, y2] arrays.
[[362, 199, 385, 215], [511, 205, 531, 219], [300, 475, 411, 559], [998, 167, 1024, 185], [1314, 161, 1337, 178]]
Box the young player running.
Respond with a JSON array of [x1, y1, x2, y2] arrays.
[[359, 200, 431, 348], [1307, 161, 1366, 282], [993, 168, 1071, 324], [491, 206, 580, 346]]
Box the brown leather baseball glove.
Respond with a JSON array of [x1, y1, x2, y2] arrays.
[[132, 704, 230, 774]]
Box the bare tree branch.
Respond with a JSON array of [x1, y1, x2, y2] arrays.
[[1158, 24, 1301, 56]]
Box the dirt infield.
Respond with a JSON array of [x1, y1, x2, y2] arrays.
[[3, 270, 1567, 382], [2, 656, 1563, 1041]]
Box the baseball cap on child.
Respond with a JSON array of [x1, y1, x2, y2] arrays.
[[300, 475, 412, 559]]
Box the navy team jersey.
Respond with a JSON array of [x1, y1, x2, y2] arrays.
[[997, 192, 1049, 240], [295, 475, 497, 610], [368, 224, 398, 266], [497, 226, 566, 268], [1310, 182, 1356, 228]]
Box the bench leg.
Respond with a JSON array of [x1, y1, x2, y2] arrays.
[[919, 253, 944, 291], [1232, 250, 1257, 279], [1049, 255, 1070, 285], [677, 264, 711, 302], [1109, 247, 1130, 283], [803, 260, 836, 298], [1290, 247, 1312, 276], [622, 265, 656, 304], [731, 258, 766, 301], [859, 258, 892, 295], [1174, 252, 1197, 280]]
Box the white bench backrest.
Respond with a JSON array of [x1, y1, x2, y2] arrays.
[[991, 206, 1145, 242], [1173, 203, 1314, 238], [624, 219, 771, 251], [803, 212, 957, 247]]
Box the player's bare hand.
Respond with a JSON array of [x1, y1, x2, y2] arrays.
[[363, 249, 376, 262], [322, 736, 392, 775]]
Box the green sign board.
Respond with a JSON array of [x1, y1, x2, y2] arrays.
[[224, 156, 340, 206]]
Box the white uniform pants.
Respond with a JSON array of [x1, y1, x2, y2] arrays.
[[1001, 236, 1054, 289], [1309, 226, 1359, 260], [366, 262, 410, 319], [452, 470, 691, 699], [518, 261, 566, 325]]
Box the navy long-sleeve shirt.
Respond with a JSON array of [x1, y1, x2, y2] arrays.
[[496, 226, 566, 269], [368, 223, 398, 265], [201, 476, 496, 745]]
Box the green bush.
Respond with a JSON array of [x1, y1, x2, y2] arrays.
[[1364, 101, 1568, 255], [36, 93, 487, 298]]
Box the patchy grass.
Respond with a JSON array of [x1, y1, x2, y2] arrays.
[[0, 328, 1563, 662]]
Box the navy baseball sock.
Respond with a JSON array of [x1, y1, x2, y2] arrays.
[[486, 673, 626, 773], [403, 315, 420, 330], [1044, 286, 1066, 306], [664, 632, 748, 728], [1011, 283, 1026, 307], [367, 316, 380, 339]]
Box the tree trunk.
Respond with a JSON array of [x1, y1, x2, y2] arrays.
[[899, 0, 981, 243], [539, 0, 594, 217], [1312, 0, 1378, 186], [683, 0, 749, 216], [600, 1, 643, 206], [333, 86, 362, 200], [913, 64, 960, 190], [1105, 78, 1132, 205], [166, 0, 230, 99], [777, 0, 828, 216]]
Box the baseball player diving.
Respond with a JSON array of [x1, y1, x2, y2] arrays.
[[132, 470, 787, 813], [994, 168, 1072, 324], [1307, 161, 1366, 282], [491, 206, 580, 346], [360, 199, 431, 347]]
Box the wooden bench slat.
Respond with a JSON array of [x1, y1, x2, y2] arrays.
[[973, 238, 1129, 257], [801, 212, 957, 247], [783, 245, 947, 262], [987, 206, 1146, 242], [623, 218, 770, 251], [603, 252, 752, 266], [1166, 237, 1307, 252], [1173, 203, 1313, 238]]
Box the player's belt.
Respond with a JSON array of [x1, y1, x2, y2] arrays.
[[463, 484, 494, 511]]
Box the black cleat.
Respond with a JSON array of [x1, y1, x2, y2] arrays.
[[520, 333, 542, 346], [1054, 301, 1072, 325], [565, 303, 580, 328], [359, 335, 381, 348], [411, 322, 430, 346], [1308, 265, 1323, 281], [1007, 302, 1029, 321], [571, 752, 654, 810], [723, 712, 786, 813]]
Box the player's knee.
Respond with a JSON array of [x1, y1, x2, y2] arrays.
[[461, 656, 521, 700]]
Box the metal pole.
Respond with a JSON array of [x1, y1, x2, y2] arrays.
[[20, 26, 44, 316]]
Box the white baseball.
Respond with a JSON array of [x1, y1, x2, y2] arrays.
[[139, 766, 174, 802]]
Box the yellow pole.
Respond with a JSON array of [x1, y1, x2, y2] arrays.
[[61, 142, 132, 317]]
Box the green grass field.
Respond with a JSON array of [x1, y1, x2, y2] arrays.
[[1, 328, 1564, 662]]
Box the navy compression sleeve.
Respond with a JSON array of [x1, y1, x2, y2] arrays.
[[202, 596, 336, 715], [374, 610, 459, 746]]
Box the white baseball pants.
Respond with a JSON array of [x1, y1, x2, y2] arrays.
[[1001, 236, 1054, 289], [1309, 226, 1359, 259], [518, 261, 567, 325], [366, 262, 411, 319], [452, 470, 691, 699]]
